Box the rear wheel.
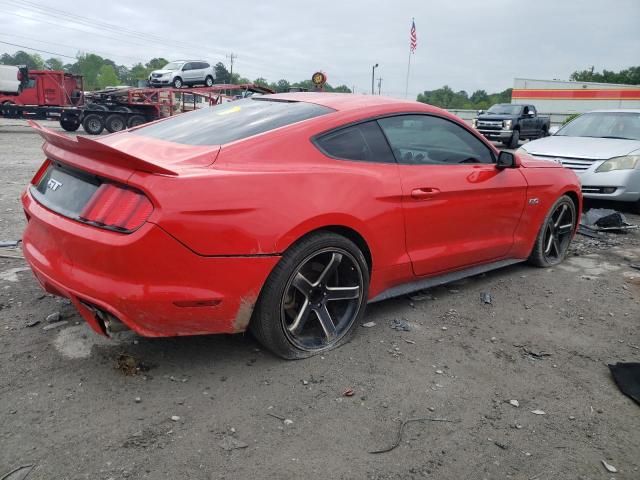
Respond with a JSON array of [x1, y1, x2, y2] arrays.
[[205, 75, 214, 87], [105, 113, 126, 133], [528, 195, 576, 267], [507, 129, 520, 149], [127, 114, 146, 128], [60, 118, 80, 132], [82, 113, 105, 135], [251, 232, 369, 359]]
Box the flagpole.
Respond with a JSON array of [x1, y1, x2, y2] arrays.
[[404, 49, 411, 99]]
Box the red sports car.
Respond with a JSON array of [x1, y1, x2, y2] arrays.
[[22, 93, 581, 358]]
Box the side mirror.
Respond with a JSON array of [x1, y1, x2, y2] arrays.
[[496, 151, 516, 169], [528, 111, 536, 117]]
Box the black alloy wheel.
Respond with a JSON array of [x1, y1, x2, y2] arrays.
[[529, 195, 576, 267]]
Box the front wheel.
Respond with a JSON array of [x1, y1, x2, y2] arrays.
[[507, 129, 520, 149], [251, 232, 369, 359], [528, 195, 577, 267], [172, 77, 183, 89]]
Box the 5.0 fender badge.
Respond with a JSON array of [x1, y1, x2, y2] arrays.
[[528, 198, 540, 205]]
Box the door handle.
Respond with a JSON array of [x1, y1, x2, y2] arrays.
[[411, 187, 441, 199]]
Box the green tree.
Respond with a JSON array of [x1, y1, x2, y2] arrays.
[[570, 66, 640, 85], [253, 77, 268, 87], [214, 62, 230, 83], [96, 64, 119, 89], [72, 53, 106, 89], [146, 58, 168, 71], [129, 62, 149, 85], [0, 51, 44, 69], [275, 79, 291, 92], [44, 57, 64, 71]]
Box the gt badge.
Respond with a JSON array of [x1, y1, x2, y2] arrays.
[[47, 178, 63, 191], [528, 198, 540, 205]]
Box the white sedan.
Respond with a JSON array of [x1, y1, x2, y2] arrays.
[[518, 109, 640, 212]]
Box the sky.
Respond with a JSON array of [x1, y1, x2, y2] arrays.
[[0, 0, 639, 98]]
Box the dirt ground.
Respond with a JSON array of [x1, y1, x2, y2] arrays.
[[1, 119, 639, 480]]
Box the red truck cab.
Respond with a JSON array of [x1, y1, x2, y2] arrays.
[[0, 70, 83, 106]]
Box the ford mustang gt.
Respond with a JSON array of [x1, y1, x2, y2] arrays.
[[22, 93, 581, 358]]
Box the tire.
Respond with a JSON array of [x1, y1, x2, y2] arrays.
[[60, 118, 80, 132], [528, 195, 577, 267], [105, 114, 126, 133], [172, 77, 183, 89], [127, 114, 146, 128], [507, 129, 520, 149], [205, 75, 214, 87], [82, 113, 105, 135], [251, 232, 370, 359], [539, 127, 549, 138]]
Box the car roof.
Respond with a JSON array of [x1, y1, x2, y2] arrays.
[[584, 109, 640, 113], [264, 92, 437, 113]]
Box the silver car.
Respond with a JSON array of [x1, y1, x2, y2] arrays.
[[518, 109, 640, 212], [148, 60, 215, 89]]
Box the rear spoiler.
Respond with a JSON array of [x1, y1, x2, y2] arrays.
[[29, 121, 178, 176]]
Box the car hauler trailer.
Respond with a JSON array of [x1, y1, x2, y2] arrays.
[[0, 83, 274, 134]]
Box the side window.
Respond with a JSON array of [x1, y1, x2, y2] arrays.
[[201, 62, 210, 69], [182, 63, 192, 71], [529, 106, 536, 115], [315, 121, 395, 163], [378, 115, 495, 165]]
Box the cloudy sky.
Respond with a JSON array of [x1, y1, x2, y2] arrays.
[[1, 0, 638, 97]]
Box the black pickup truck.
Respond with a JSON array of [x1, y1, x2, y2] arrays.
[[472, 103, 550, 148]]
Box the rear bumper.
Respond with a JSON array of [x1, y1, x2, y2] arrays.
[[21, 190, 279, 337]]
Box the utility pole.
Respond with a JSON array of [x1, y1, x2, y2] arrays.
[[371, 63, 378, 95], [377, 77, 382, 95], [226, 53, 237, 83]]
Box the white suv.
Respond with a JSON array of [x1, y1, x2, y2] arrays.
[[0, 65, 28, 94], [148, 61, 216, 89]]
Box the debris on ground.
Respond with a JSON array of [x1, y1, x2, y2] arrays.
[[45, 311, 61, 323], [408, 290, 433, 302], [630, 263, 640, 271], [509, 400, 520, 407], [608, 362, 640, 405], [580, 208, 637, 232], [115, 353, 150, 376], [25, 319, 40, 328], [494, 440, 508, 450], [218, 435, 248, 451], [370, 417, 459, 454], [0, 464, 34, 480], [0, 240, 21, 248], [343, 388, 355, 397], [170, 415, 180, 422], [517, 345, 552, 360], [480, 292, 492, 304], [361, 321, 376, 328], [531, 409, 546, 415], [283, 418, 294, 426], [601, 459, 617, 473], [390, 319, 410, 331], [42, 320, 68, 331]]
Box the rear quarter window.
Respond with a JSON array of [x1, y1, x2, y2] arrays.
[[314, 121, 396, 163], [133, 98, 334, 145]]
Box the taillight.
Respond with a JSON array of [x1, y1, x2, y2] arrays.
[[80, 183, 153, 232], [31, 159, 51, 185]]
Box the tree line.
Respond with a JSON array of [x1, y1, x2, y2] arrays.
[[0, 50, 352, 92], [1, 51, 637, 104]]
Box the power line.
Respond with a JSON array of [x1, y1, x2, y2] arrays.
[[0, 39, 76, 59]]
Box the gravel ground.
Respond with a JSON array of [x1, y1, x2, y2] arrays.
[[1, 119, 639, 480]]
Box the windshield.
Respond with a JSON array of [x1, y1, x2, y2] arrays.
[[133, 97, 334, 145], [555, 112, 640, 140], [162, 62, 184, 71], [487, 103, 522, 115], [486, 104, 522, 115]]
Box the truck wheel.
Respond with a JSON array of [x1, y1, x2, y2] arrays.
[[82, 113, 105, 135], [127, 115, 146, 128], [540, 127, 549, 138], [60, 118, 80, 132], [205, 75, 214, 87], [105, 114, 126, 133], [172, 77, 183, 88], [507, 129, 520, 149]]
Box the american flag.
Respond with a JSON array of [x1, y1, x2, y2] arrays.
[[410, 19, 417, 53]]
